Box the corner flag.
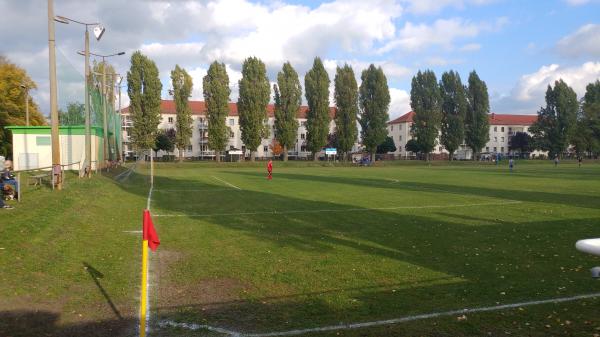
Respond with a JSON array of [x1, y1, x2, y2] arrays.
[[143, 209, 160, 251]]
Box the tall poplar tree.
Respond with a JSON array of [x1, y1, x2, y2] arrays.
[[359, 64, 390, 162], [127, 51, 162, 151], [238, 57, 270, 161], [465, 70, 490, 160], [170, 65, 193, 162], [583, 80, 600, 146], [273, 62, 301, 161], [305, 57, 331, 161], [440, 70, 467, 161], [334, 64, 359, 161], [410, 70, 441, 161], [530, 79, 578, 158], [203, 61, 230, 162]]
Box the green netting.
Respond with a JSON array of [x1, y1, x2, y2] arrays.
[[55, 46, 122, 161]]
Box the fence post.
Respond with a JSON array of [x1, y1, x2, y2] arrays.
[[17, 173, 21, 202]]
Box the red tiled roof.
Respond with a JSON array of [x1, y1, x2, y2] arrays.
[[122, 100, 335, 119], [388, 111, 415, 124], [388, 111, 537, 126], [488, 113, 537, 125]]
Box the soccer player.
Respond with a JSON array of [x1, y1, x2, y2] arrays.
[[267, 159, 273, 180]]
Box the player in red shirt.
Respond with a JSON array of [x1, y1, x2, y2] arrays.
[[267, 160, 273, 180]]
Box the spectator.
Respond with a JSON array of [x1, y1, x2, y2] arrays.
[[1, 160, 18, 199]]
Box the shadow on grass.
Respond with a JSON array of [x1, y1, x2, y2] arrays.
[[0, 310, 136, 337], [110, 169, 600, 334]]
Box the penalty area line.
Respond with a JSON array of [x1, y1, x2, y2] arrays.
[[158, 292, 600, 337], [211, 176, 242, 190], [153, 200, 522, 218]]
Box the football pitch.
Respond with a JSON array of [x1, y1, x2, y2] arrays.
[[2, 161, 600, 336]]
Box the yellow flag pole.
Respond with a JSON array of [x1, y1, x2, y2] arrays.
[[140, 240, 148, 337]]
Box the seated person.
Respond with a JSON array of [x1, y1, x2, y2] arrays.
[[1, 160, 18, 196], [0, 182, 13, 209]]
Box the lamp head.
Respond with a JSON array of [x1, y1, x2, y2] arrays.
[[54, 15, 69, 24], [93, 25, 105, 41]]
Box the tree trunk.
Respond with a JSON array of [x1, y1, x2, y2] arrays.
[[449, 151, 454, 162], [179, 147, 183, 162], [215, 150, 221, 162], [250, 151, 256, 162], [371, 152, 376, 163], [314, 152, 319, 161], [283, 145, 288, 162]]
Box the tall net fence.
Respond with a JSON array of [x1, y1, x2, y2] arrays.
[[55, 47, 122, 163]]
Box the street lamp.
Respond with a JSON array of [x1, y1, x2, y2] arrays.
[[19, 84, 33, 126], [47, 0, 62, 190], [54, 15, 104, 177], [83, 51, 125, 168]]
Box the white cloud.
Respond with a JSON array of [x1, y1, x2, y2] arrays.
[[459, 43, 481, 51], [377, 17, 506, 54], [389, 88, 411, 118], [399, 0, 497, 14], [563, 0, 598, 5], [556, 24, 600, 59], [323, 59, 411, 81], [513, 62, 600, 102]]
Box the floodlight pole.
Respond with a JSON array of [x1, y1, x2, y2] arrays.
[[101, 57, 109, 168], [84, 28, 92, 176], [20, 85, 30, 126], [117, 78, 123, 162], [48, 0, 62, 190]]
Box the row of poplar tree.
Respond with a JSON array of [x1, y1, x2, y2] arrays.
[[126, 51, 391, 162]]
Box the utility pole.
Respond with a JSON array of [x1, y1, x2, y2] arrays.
[[102, 58, 109, 168], [20, 85, 29, 126], [117, 78, 123, 162], [84, 28, 92, 176], [48, 0, 62, 190]]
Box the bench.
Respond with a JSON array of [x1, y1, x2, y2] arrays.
[[29, 172, 50, 186]]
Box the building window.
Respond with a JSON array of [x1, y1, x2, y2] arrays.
[[494, 137, 497, 142], [501, 127, 505, 132], [398, 146, 402, 152], [168, 117, 174, 123], [230, 145, 234, 150], [501, 147, 504, 153], [187, 145, 192, 151], [399, 124, 402, 130], [229, 118, 235, 126], [301, 121, 307, 127], [501, 137, 505, 142], [301, 145, 306, 152], [263, 145, 268, 153], [399, 135, 402, 141], [390, 125, 394, 131], [486, 147, 489, 152], [230, 131, 234, 138], [494, 147, 497, 152], [301, 133, 305, 139], [439, 146, 443, 152], [494, 126, 497, 132]]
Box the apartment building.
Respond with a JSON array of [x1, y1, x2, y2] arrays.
[[121, 100, 339, 159], [387, 111, 540, 159]]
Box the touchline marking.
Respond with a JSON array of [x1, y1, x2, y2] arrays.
[[211, 176, 242, 190], [154, 188, 240, 193], [158, 292, 600, 337], [153, 200, 522, 218]]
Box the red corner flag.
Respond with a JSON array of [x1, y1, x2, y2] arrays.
[[143, 209, 160, 251]]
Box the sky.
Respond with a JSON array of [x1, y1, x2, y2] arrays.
[[0, 0, 599, 119]]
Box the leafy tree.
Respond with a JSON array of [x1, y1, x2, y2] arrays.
[[273, 62, 301, 161], [529, 79, 578, 158], [127, 51, 162, 152], [570, 116, 598, 157], [92, 60, 117, 103], [153, 129, 174, 158], [305, 57, 331, 161], [410, 70, 441, 161], [465, 71, 490, 160], [376, 136, 397, 154], [326, 133, 338, 149], [238, 57, 270, 161], [59, 102, 85, 125], [170, 65, 193, 162], [582, 80, 600, 148], [359, 64, 390, 162], [270, 139, 284, 157], [508, 131, 532, 154], [0, 56, 46, 158], [405, 139, 421, 153], [203, 61, 230, 162], [440, 70, 467, 160], [334, 64, 359, 161]]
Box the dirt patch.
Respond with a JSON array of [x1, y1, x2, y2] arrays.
[[158, 277, 250, 310]]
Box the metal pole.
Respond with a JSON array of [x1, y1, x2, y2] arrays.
[[118, 83, 122, 162], [17, 173, 21, 202], [102, 58, 109, 169], [24, 89, 29, 126], [111, 72, 118, 164], [84, 27, 92, 177], [48, 0, 62, 190]]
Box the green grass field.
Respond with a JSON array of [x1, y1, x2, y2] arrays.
[[2, 160, 600, 336]]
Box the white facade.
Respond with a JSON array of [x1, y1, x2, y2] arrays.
[[121, 101, 346, 160], [386, 112, 541, 159]]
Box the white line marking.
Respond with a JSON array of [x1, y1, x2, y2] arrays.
[[211, 176, 242, 190], [122, 230, 142, 234], [158, 292, 600, 337], [153, 200, 522, 218]]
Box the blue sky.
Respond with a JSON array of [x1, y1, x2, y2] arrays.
[[1, 0, 599, 118]]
